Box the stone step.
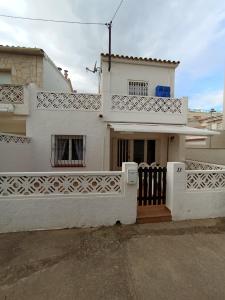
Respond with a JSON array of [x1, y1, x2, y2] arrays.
[[136, 205, 172, 224]]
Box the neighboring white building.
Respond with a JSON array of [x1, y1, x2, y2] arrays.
[[0, 53, 218, 172]]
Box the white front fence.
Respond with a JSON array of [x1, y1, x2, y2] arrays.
[[0, 163, 138, 233], [167, 162, 225, 221], [186, 170, 225, 191], [0, 172, 122, 196], [185, 159, 225, 170]]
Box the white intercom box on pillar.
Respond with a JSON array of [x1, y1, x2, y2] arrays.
[[127, 169, 138, 184]]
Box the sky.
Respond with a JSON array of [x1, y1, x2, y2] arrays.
[[0, 0, 225, 111]]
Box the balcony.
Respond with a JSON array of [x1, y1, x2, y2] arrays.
[[36, 91, 102, 111], [103, 94, 188, 125], [0, 84, 29, 115]]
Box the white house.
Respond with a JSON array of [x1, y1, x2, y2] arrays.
[[1, 52, 225, 232], [0, 52, 218, 172]]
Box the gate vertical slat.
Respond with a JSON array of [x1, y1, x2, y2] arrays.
[[153, 167, 157, 205], [143, 168, 148, 206], [162, 167, 167, 204], [148, 168, 152, 205], [158, 167, 162, 204], [138, 167, 143, 205]]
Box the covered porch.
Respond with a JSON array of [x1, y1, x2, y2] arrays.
[[109, 123, 219, 170]]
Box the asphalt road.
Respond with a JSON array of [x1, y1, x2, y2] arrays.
[[1, 218, 225, 300]]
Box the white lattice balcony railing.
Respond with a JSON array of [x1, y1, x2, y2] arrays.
[[111, 95, 185, 114], [0, 133, 31, 144], [0, 84, 24, 104], [106, 94, 188, 124], [185, 160, 225, 170], [37, 92, 102, 111], [0, 171, 122, 197], [186, 169, 225, 191]]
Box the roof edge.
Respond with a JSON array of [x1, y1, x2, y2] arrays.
[[0, 45, 44, 56], [101, 53, 180, 66]]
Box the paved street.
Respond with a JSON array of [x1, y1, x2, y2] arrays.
[[1, 218, 225, 300]]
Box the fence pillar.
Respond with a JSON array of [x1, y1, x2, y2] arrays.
[[122, 162, 138, 223], [166, 162, 186, 220]]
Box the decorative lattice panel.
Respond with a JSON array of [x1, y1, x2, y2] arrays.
[[186, 172, 225, 190], [0, 134, 31, 144], [0, 85, 24, 104], [111, 95, 182, 113], [185, 160, 225, 170], [0, 174, 122, 196], [37, 92, 102, 111]]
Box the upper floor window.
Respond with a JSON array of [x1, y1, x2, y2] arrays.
[[52, 135, 86, 167], [128, 80, 148, 96]]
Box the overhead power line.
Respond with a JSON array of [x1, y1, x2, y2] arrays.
[[0, 1, 126, 72], [111, 0, 125, 22], [0, 0, 125, 26], [0, 14, 106, 25]]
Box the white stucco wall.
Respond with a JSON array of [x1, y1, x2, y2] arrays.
[[0, 141, 33, 172], [166, 162, 225, 220], [26, 85, 107, 171], [186, 148, 225, 165], [168, 134, 185, 162], [42, 57, 72, 92], [0, 163, 138, 233], [101, 59, 176, 96]]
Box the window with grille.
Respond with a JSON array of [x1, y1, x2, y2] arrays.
[[128, 80, 148, 96], [52, 135, 86, 167]]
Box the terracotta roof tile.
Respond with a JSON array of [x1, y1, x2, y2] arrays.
[[101, 53, 180, 65]]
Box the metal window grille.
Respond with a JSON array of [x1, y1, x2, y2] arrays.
[[128, 81, 148, 96], [117, 139, 129, 167], [52, 135, 86, 167]]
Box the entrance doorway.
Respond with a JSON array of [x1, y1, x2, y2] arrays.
[[113, 138, 155, 170]]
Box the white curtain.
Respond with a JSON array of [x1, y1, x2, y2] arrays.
[[73, 138, 83, 160], [58, 139, 68, 160]]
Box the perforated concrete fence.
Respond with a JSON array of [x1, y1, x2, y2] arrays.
[[37, 92, 102, 111], [0, 162, 138, 233], [167, 162, 225, 221]]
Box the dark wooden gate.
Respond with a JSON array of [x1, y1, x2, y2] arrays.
[[138, 167, 167, 206]]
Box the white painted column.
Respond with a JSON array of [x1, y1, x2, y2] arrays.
[[166, 162, 186, 220], [121, 162, 138, 224], [103, 126, 111, 171]]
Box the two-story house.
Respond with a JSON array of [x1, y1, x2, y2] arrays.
[[0, 45, 73, 135], [21, 53, 218, 172]]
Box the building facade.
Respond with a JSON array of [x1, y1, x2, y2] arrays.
[[0, 52, 217, 172]]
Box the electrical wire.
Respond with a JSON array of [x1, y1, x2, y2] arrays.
[[0, 14, 106, 25], [0, 0, 125, 26], [111, 0, 125, 22]]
